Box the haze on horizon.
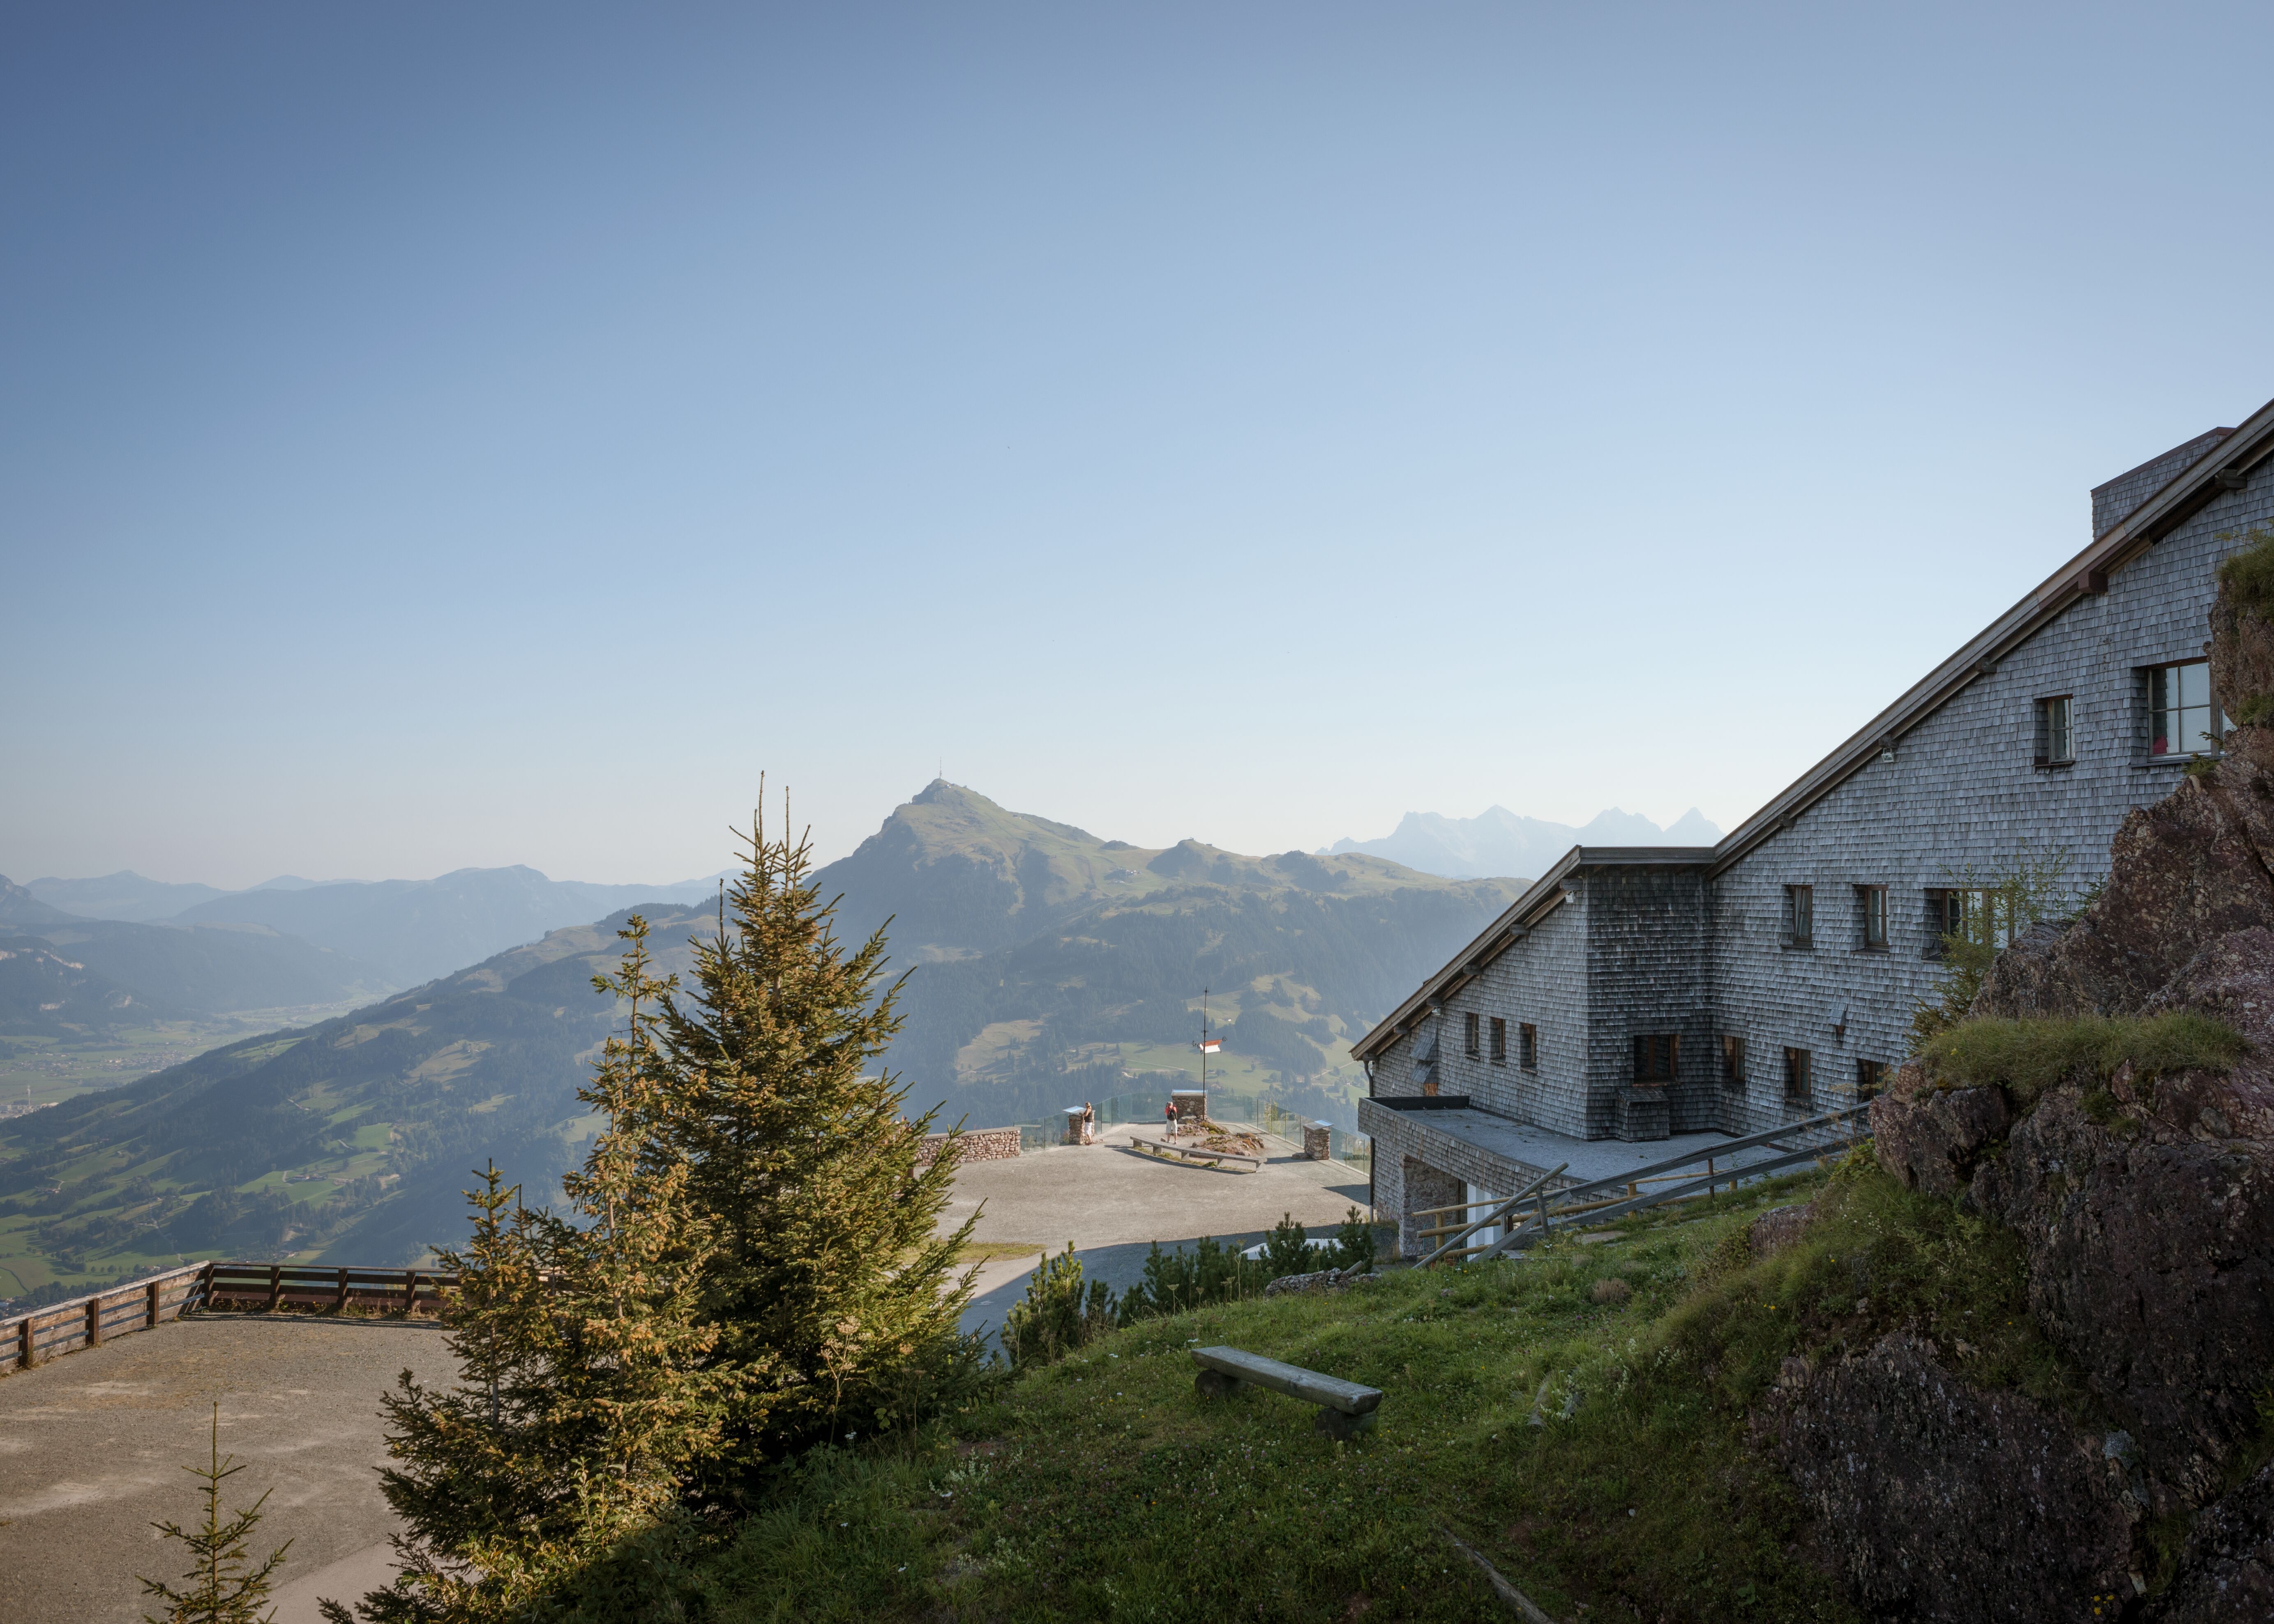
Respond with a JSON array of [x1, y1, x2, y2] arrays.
[[6, 4, 2272, 891]]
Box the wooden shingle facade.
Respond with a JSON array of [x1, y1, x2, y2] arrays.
[[1354, 401, 2274, 1256]]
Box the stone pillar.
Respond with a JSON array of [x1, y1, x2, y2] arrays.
[[1302, 1122, 1332, 1161], [1399, 1157, 1463, 1260], [1063, 1108, 1085, 1146]]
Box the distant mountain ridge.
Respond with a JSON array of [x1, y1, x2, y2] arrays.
[[21, 865, 729, 986], [1325, 805, 1723, 880]]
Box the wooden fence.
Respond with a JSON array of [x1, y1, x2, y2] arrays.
[[5, 1260, 459, 1375]]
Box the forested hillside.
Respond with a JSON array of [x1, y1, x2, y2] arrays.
[[0, 906, 714, 1286]]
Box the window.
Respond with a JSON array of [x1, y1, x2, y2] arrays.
[[1855, 1058, 1887, 1100], [2034, 695, 2074, 766], [2149, 660, 2226, 759], [1783, 1046, 1812, 1105], [1518, 1022, 1538, 1071], [1720, 1034, 1746, 1087], [1858, 885, 1888, 951], [1927, 888, 2012, 953], [1489, 1016, 1507, 1065], [1784, 884, 1815, 949], [1463, 1011, 1481, 1057], [1633, 1033, 1679, 1083]]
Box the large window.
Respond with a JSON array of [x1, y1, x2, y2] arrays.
[[1633, 1033, 1679, 1083], [1928, 888, 2013, 951], [2149, 660, 2225, 759], [1489, 1016, 1507, 1065], [1783, 1046, 1812, 1105], [1720, 1034, 1746, 1087], [2034, 695, 2074, 766], [1518, 1023, 1538, 1072], [1784, 884, 1815, 949], [1858, 885, 1888, 951]]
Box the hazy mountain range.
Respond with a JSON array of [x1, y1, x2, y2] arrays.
[[1, 783, 1521, 1272], [1325, 804, 1723, 880], [12, 865, 732, 993]]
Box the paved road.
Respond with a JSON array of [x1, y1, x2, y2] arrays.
[[942, 1123, 1374, 1340], [0, 1315, 455, 1624]]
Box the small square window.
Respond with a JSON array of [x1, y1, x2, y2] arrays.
[[1855, 1058, 1887, 1101], [2148, 660, 2226, 759], [1783, 1046, 1812, 1105], [1488, 1016, 1507, 1065], [1784, 884, 1814, 949], [1720, 1034, 1746, 1087], [1858, 885, 1888, 950], [1518, 1023, 1538, 1072], [1632, 1033, 1679, 1083], [2034, 695, 2073, 766], [1463, 1011, 1481, 1057]]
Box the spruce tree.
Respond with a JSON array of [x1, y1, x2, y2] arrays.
[[337, 924, 730, 1623], [643, 801, 980, 1478], [141, 1403, 291, 1624]]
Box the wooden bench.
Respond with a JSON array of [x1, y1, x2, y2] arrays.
[[1129, 1136, 1263, 1171], [1191, 1345, 1382, 1440]]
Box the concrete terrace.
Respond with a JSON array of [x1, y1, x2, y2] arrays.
[[941, 1121, 1373, 1341], [0, 1315, 456, 1624]]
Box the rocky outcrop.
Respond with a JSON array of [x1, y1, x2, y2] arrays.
[[1870, 1069, 2010, 1198], [2148, 1463, 2274, 1623], [1773, 1333, 2134, 1621], [1970, 1080, 2274, 1507], [1852, 555, 2274, 1615]]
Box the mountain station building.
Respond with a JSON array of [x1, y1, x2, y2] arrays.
[[1352, 400, 2274, 1257]]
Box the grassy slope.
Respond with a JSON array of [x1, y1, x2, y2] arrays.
[[692, 1157, 2079, 1623]]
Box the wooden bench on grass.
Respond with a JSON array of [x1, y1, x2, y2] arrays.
[[1129, 1136, 1263, 1171], [1192, 1345, 1382, 1440]]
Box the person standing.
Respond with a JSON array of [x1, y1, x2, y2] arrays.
[[1164, 1097, 1180, 1137]]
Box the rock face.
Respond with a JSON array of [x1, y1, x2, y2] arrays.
[[1774, 1333, 2133, 1621], [2149, 1463, 2274, 1623], [1870, 1071, 2009, 1198]]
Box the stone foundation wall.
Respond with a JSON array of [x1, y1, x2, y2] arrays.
[[916, 1126, 1021, 1167]]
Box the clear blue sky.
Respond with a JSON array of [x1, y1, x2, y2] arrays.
[[5, 3, 2270, 889]]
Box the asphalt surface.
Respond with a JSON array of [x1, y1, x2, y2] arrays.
[[942, 1123, 1375, 1341], [0, 1315, 456, 1624]]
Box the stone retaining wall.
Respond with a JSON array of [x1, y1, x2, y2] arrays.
[[916, 1126, 1021, 1167]]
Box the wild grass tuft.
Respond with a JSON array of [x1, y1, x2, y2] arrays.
[[2215, 524, 2274, 621], [1920, 1011, 2244, 1104]]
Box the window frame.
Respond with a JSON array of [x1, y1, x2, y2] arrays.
[[1855, 1058, 1887, 1101], [1857, 884, 1889, 951], [1720, 1034, 1746, 1088], [1632, 1032, 1679, 1084], [2145, 658, 2226, 761], [1783, 1045, 1813, 1105], [1518, 1022, 1538, 1073], [1462, 1011, 1481, 1058], [2034, 693, 2075, 768], [1488, 1016, 1507, 1066], [1783, 883, 1815, 949]]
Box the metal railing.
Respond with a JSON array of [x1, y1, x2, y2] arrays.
[[1419, 1105, 1870, 1267]]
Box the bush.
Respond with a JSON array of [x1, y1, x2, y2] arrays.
[[1330, 1204, 1376, 1272], [1260, 1210, 1318, 1278], [1921, 1011, 2244, 1104], [1115, 1234, 1266, 1322], [1001, 1244, 1116, 1369]]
